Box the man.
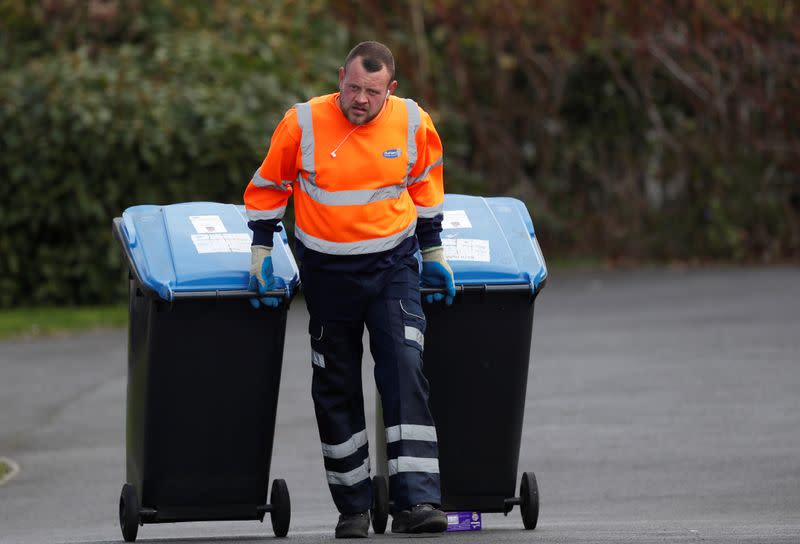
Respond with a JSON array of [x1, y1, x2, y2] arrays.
[[243, 41, 455, 538]]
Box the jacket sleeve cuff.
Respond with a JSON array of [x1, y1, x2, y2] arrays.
[[415, 214, 443, 251], [248, 219, 283, 248]]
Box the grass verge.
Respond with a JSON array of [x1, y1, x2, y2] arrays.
[[0, 457, 18, 484], [0, 305, 127, 340], [546, 256, 605, 270]]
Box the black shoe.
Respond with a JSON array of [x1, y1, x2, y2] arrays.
[[335, 511, 370, 538], [391, 504, 448, 534]]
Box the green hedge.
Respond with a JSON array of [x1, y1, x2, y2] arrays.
[[0, 3, 346, 306]]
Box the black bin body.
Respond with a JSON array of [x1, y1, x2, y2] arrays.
[[422, 288, 535, 512], [125, 283, 288, 522]]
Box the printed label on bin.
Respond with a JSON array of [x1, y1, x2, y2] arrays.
[[442, 210, 472, 230], [446, 511, 481, 532], [190, 215, 227, 234], [442, 238, 490, 262], [191, 233, 251, 254]]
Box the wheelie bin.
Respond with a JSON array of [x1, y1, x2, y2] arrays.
[[372, 194, 547, 533], [112, 202, 299, 541]]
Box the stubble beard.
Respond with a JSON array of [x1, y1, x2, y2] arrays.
[[339, 95, 377, 126]]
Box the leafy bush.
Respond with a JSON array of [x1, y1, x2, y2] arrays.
[[0, 0, 346, 306], [335, 0, 800, 261]]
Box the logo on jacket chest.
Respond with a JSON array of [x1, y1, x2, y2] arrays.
[[382, 148, 402, 159]]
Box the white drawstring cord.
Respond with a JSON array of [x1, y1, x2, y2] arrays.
[[330, 125, 361, 158]]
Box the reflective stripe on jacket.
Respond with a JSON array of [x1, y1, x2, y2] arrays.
[[244, 93, 444, 255]]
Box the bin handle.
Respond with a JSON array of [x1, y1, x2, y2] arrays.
[[420, 284, 533, 296], [122, 214, 137, 247], [171, 287, 289, 300], [420, 286, 460, 296]]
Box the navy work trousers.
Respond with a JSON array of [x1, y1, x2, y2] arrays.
[[301, 255, 441, 514]]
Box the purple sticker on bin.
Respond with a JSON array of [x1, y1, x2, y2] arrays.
[[446, 511, 481, 531]]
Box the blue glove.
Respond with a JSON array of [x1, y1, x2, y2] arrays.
[[249, 245, 284, 309], [420, 246, 456, 305]]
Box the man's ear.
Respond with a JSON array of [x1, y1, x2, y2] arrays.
[[388, 80, 398, 96], [338, 66, 345, 89]]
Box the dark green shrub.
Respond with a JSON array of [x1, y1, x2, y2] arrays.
[[1, 3, 346, 306]]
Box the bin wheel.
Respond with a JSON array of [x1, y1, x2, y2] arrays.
[[119, 483, 139, 542], [520, 472, 539, 530], [270, 478, 291, 537], [370, 475, 390, 534]]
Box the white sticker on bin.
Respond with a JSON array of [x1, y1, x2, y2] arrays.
[[190, 215, 227, 234], [191, 233, 252, 254], [442, 238, 490, 262], [442, 210, 472, 230]]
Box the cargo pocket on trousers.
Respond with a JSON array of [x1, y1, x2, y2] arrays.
[[399, 299, 426, 352], [309, 318, 326, 368]]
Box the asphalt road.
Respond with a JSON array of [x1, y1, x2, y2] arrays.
[[1, 266, 799, 543]]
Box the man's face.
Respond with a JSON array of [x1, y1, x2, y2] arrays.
[[338, 58, 398, 125]]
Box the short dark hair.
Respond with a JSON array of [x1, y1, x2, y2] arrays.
[[344, 41, 395, 81]]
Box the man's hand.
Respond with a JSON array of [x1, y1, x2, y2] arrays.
[[248, 245, 283, 308], [420, 246, 456, 305]]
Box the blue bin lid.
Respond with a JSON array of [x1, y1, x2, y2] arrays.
[[119, 202, 299, 301], [442, 194, 547, 293]]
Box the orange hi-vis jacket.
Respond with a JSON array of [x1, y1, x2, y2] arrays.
[[244, 93, 444, 255]]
